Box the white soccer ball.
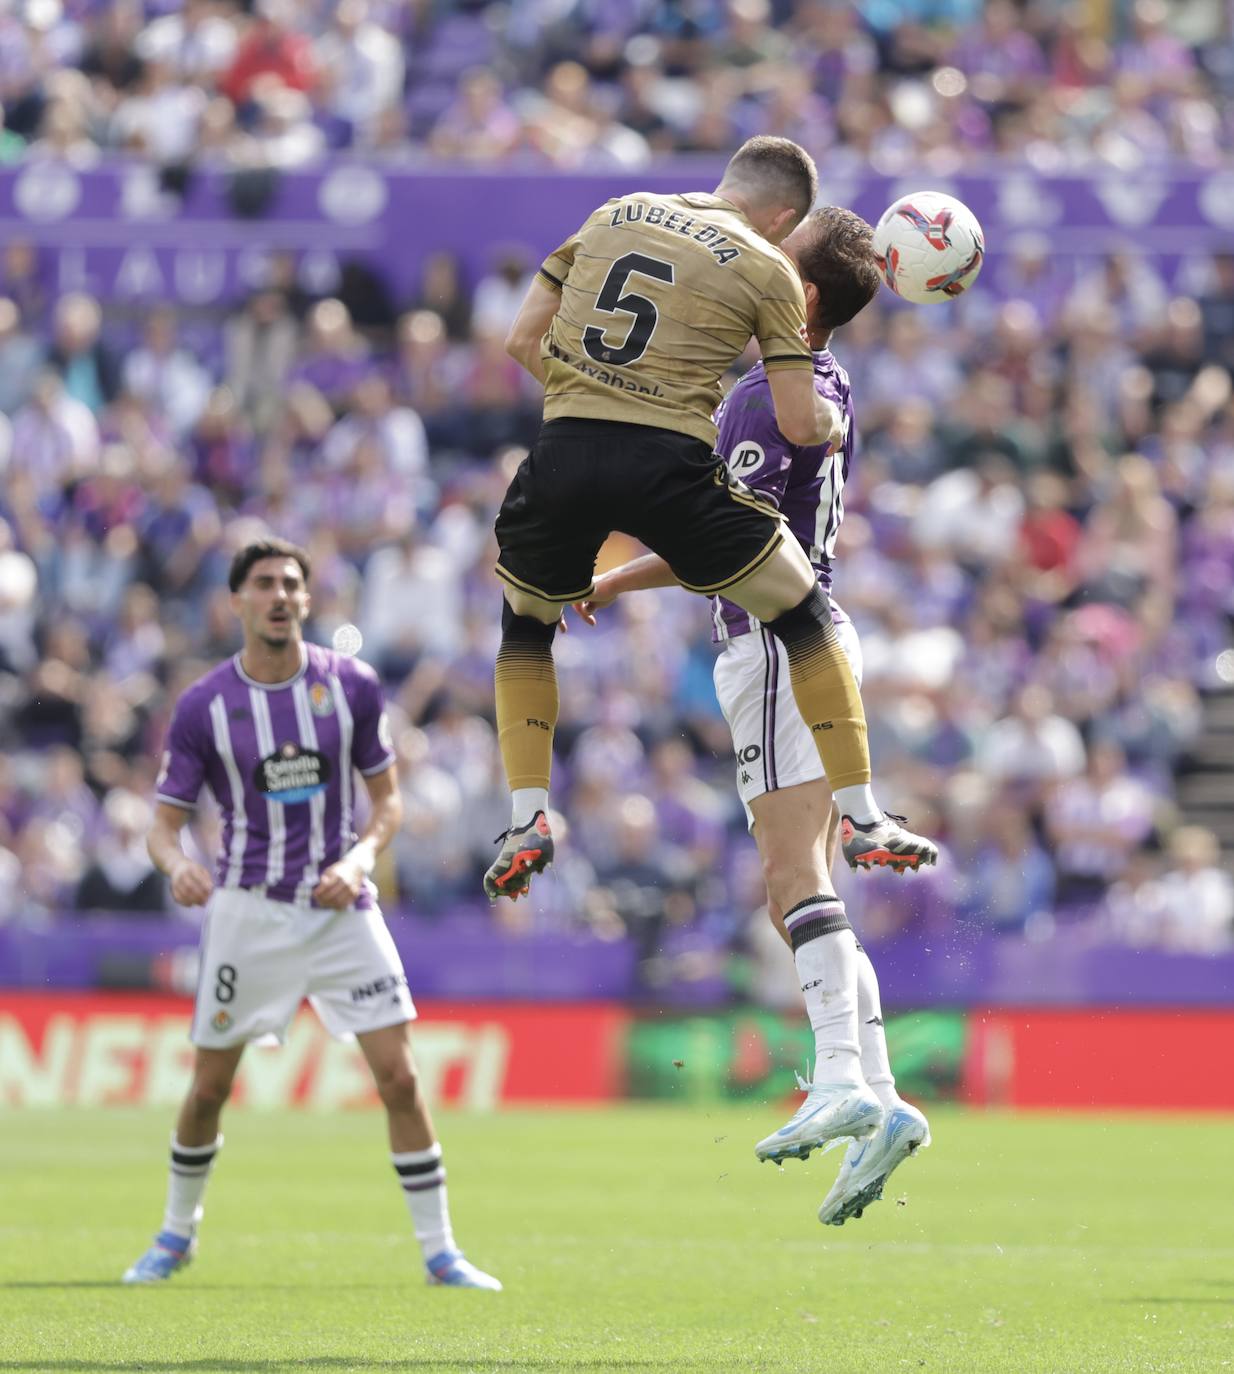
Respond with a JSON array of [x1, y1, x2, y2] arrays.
[[871, 191, 985, 305]]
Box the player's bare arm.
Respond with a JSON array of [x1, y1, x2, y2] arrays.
[[766, 367, 844, 449], [313, 763, 404, 910], [147, 802, 214, 908], [505, 278, 561, 386], [572, 553, 680, 624]]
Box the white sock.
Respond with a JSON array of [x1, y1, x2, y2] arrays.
[[856, 945, 899, 1110], [511, 787, 548, 829], [162, 1134, 222, 1239], [783, 896, 863, 1086], [392, 1143, 456, 1261], [833, 784, 881, 825]]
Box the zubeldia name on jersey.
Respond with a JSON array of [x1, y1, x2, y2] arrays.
[[607, 198, 744, 266]]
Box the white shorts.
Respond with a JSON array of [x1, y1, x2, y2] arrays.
[[713, 619, 863, 830], [191, 888, 416, 1049]]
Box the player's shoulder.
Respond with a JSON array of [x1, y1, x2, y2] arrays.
[[730, 359, 773, 402], [308, 643, 383, 692], [813, 348, 853, 396], [175, 658, 237, 712]]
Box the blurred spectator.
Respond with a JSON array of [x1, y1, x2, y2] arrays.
[[322, 372, 428, 479], [471, 249, 535, 340], [428, 68, 520, 162], [1155, 826, 1234, 952], [1046, 741, 1157, 907], [978, 685, 1086, 796], [74, 788, 164, 915], [10, 370, 100, 497], [136, 0, 239, 86], [122, 308, 211, 436], [290, 298, 368, 408], [221, 1, 318, 110], [224, 289, 299, 434], [46, 294, 120, 415], [315, 0, 404, 146], [0, 297, 42, 415], [410, 252, 472, 343]]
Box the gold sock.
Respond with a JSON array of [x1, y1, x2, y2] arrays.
[[769, 590, 871, 790], [494, 636, 558, 792]]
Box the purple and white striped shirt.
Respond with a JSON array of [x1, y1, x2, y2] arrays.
[[155, 643, 396, 909], [710, 351, 854, 642]]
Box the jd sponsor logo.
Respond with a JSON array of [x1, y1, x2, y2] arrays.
[[253, 743, 332, 803]]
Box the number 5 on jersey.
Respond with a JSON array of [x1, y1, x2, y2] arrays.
[[583, 252, 675, 366]]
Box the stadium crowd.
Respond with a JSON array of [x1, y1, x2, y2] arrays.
[[0, 0, 1232, 984], [0, 0, 1229, 173]]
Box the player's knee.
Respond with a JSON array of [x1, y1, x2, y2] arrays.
[[502, 589, 561, 629], [372, 1057, 420, 1111], [762, 851, 831, 916], [765, 583, 835, 647]]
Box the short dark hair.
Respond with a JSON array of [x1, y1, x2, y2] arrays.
[[721, 137, 818, 221], [794, 206, 880, 333], [228, 537, 312, 592]]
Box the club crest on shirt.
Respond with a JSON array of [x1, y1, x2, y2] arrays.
[[212, 1010, 232, 1032], [308, 683, 335, 717], [254, 742, 332, 804]]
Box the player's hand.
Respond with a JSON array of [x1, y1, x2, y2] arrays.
[[571, 574, 621, 627], [313, 857, 366, 909], [169, 857, 214, 907], [819, 397, 844, 453]]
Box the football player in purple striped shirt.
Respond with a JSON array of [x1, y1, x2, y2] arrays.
[[123, 538, 499, 1290], [574, 209, 931, 1225]]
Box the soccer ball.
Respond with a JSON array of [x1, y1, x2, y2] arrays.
[[871, 191, 985, 305]]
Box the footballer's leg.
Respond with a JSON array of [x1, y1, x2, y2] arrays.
[[748, 780, 881, 1163], [357, 1023, 502, 1291], [122, 1045, 243, 1283], [724, 538, 937, 873], [486, 589, 560, 901], [488, 425, 611, 901], [806, 813, 931, 1225], [643, 459, 935, 872], [818, 939, 932, 1226]]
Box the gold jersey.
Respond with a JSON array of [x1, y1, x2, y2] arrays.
[[536, 191, 813, 446]]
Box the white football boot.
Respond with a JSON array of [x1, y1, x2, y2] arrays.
[[818, 1099, 931, 1225], [754, 1071, 883, 1165]]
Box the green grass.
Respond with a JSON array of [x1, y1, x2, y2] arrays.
[[0, 1105, 1230, 1374]]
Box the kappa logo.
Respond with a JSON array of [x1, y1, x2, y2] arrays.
[[308, 682, 335, 717]]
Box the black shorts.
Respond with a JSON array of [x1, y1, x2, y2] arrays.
[[494, 418, 784, 604]]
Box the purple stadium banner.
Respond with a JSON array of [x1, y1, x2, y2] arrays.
[[2, 159, 1232, 310], [1, 913, 1232, 1009]]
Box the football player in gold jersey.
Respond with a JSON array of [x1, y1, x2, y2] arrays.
[[485, 136, 936, 901]]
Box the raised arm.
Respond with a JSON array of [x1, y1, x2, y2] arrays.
[[571, 553, 681, 625], [505, 278, 562, 386], [766, 368, 844, 449]]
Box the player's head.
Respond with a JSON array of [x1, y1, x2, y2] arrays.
[[716, 137, 818, 245], [228, 537, 312, 651], [780, 206, 880, 342]]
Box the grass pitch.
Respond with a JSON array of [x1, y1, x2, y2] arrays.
[[1, 1105, 1230, 1374]]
